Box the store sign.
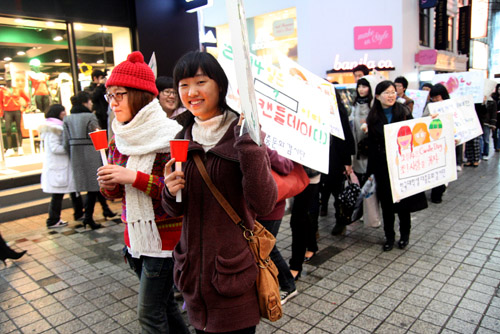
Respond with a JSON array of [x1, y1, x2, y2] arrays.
[[415, 49, 438, 65], [458, 6, 471, 56], [273, 18, 295, 37], [333, 54, 394, 71], [420, 0, 438, 8], [354, 26, 393, 50], [435, 0, 448, 50], [471, 0, 489, 38]]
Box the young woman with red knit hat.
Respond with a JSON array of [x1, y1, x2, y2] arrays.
[[97, 51, 189, 334]]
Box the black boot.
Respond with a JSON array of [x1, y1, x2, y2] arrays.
[[102, 208, 117, 220], [331, 222, 346, 236], [0, 234, 26, 265], [83, 219, 102, 230]]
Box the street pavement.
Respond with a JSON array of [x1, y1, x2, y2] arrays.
[[1, 154, 499, 333]]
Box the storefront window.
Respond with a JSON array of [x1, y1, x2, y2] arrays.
[[0, 16, 131, 169]]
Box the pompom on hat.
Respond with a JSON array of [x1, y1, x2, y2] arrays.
[[106, 51, 158, 96]]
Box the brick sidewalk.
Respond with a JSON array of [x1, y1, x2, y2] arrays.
[[1, 156, 500, 333]]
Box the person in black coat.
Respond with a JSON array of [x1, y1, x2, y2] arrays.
[[366, 81, 427, 251], [320, 91, 355, 235]]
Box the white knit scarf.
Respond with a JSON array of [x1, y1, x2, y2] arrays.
[[192, 112, 237, 151], [112, 99, 182, 255]]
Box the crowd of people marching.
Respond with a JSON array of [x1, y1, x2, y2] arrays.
[[1, 52, 498, 334]]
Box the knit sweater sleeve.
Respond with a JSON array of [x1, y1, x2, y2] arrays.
[[100, 138, 125, 199], [132, 153, 169, 200]]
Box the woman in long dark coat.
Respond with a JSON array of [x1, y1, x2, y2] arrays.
[[366, 81, 427, 251]]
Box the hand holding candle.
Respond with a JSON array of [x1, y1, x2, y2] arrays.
[[169, 140, 190, 202], [89, 129, 108, 166]]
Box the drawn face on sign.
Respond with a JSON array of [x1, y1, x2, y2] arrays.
[[397, 125, 412, 154], [429, 119, 443, 140], [412, 123, 430, 146]]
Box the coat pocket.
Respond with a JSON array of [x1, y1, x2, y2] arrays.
[[47, 167, 68, 188], [212, 247, 258, 298], [173, 245, 191, 293]]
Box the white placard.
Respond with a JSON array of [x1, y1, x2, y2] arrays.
[[432, 71, 485, 103], [219, 45, 330, 174], [406, 89, 429, 119], [384, 113, 457, 202], [427, 95, 483, 145]]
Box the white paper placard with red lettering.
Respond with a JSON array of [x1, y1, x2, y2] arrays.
[[432, 71, 485, 103], [384, 113, 457, 202], [277, 54, 344, 140], [219, 44, 331, 173], [426, 95, 483, 145]]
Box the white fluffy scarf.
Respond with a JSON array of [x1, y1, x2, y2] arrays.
[[112, 99, 182, 255]]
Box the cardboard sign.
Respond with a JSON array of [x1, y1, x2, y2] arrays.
[[427, 95, 483, 145], [384, 114, 457, 202], [219, 45, 331, 173], [278, 54, 344, 140], [406, 89, 429, 119], [432, 71, 485, 103]]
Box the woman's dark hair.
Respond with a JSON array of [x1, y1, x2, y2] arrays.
[[355, 78, 373, 103], [45, 104, 65, 119], [173, 51, 234, 114], [492, 83, 500, 101], [421, 83, 433, 90], [352, 64, 369, 76], [366, 80, 403, 126], [429, 83, 450, 100], [394, 76, 409, 89], [156, 76, 174, 92], [70, 91, 91, 106], [125, 87, 155, 118]]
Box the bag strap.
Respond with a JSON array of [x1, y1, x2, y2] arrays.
[[193, 153, 244, 228]]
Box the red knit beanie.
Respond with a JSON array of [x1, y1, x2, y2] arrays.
[[106, 51, 158, 96]]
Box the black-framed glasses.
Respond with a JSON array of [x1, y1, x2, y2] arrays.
[[161, 89, 177, 97], [104, 92, 127, 103]]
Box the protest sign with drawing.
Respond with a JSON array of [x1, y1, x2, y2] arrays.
[[432, 71, 485, 103], [406, 89, 429, 119], [219, 44, 331, 173], [384, 113, 457, 202], [277, 54, 344, 140], [427, 95, 483, 145]]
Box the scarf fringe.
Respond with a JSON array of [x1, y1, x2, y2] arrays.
[[127, 220, 163, 254]]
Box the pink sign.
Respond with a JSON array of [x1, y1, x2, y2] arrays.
[[354, 26, 393, 50], [415, 49, 438, 65]]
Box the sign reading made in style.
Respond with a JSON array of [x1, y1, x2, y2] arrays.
[[384, 114, 457, 202], [354, 26, 393, 50]]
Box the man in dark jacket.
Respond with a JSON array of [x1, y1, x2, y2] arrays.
[[320, 92, 356, 235], [85, 69, 109, 130], [476, 98, 497, 160]]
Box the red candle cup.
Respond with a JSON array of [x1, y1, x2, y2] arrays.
[[89, 130, 108, 165], [170, 139, 190, 202], [170, 139, 190, 162]]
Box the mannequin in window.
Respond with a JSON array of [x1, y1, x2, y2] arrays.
[[28, 60, 50, 113], [0, 79, 30, 156]]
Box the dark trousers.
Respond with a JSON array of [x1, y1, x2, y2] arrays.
[[35, 95, 50, 113], [289, 183, 320, 272], [431, 185, 446, 202], [320, 170, 347, 225], [195, 327, 256, 334], [47, 192, 83, 226], [380, 197, 411, 242], [84, 191, 110, 220], [260, 219, 296, 293], [4, 110, 22, 148]]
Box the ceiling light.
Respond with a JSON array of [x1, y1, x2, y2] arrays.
[[54, 59, 62, 63], [0, 77, 4, 80], [29, 58, 41, 67], [46, 21, 55, 27], [98, 26, 108, 31], [4, 57, 12, 62], [17, 51, 26, 56], [74, 24, 83, 30], [53, 36, 63, 41], [96, 59, 104, 64]]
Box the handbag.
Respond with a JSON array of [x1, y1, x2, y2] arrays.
[[271, 162, 310, 202], [338, 173, 361, 225], [193, 154, 283, 322]]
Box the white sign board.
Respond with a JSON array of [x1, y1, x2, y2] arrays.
[[406, 89, 429, 119], [427, 95, 483, 145], [219, 45, 331, 173], [384, 114, 457, 202], [278, 54, 344, 140], [432, 71, 485, 103]]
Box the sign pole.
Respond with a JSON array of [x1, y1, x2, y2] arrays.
[[225, 0, 261, 145]]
